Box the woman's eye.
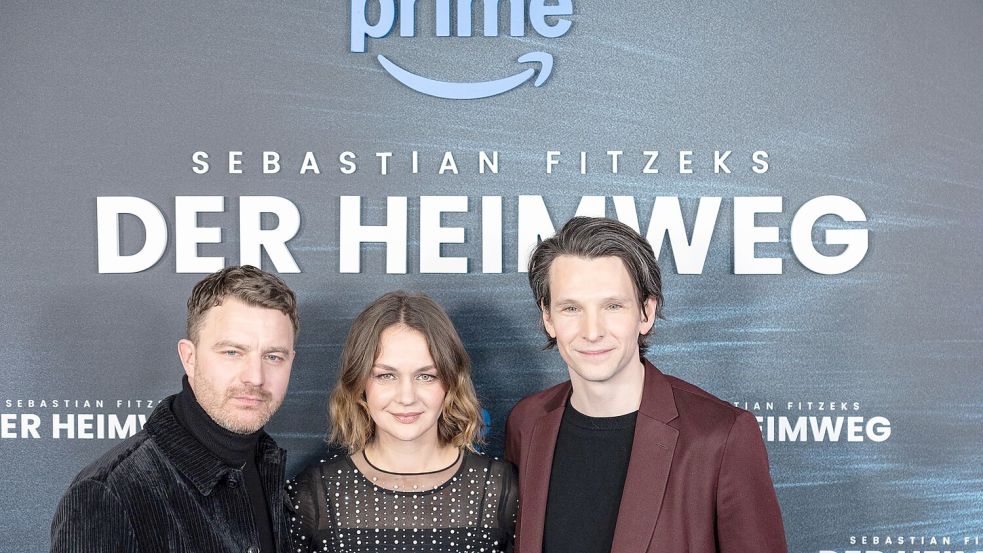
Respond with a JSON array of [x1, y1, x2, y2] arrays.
[[375, 373, 396, 381], [417, 374, 437, 382]]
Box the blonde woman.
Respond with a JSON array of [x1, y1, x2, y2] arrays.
[[287, 291, 517, 553]]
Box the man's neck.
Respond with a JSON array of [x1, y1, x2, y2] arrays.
[[568, 359, 645, 417], [172, 376, 261, 466]]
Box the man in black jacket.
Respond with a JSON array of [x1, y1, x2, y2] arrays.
[[51, 266, 299, 553]]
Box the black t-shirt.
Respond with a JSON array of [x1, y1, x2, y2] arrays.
[[543, 399, 638, 553]]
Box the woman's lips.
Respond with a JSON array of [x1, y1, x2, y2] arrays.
[[391, 412, 423, 424]]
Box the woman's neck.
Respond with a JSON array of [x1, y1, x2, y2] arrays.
[[363, 435, 459, 473]]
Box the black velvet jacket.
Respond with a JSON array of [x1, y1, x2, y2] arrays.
[[50, 396, 290, 553]]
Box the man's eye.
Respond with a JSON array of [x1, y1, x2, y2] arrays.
[[561, 306, 579, 313], [223, 350, 240, 357], [607, 303, 624, 310], [265, 354, 284, 362]]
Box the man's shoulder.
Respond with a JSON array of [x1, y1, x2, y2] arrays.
[[67, 429, 170, 496], [507, 379, 570, 426], [660, 370, 751, 437]]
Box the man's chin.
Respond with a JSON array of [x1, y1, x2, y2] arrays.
[[213, 408, 271, 434], [219, 417, 267, 435]]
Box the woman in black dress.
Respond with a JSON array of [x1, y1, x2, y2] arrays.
[[287, 291, 518, 553]]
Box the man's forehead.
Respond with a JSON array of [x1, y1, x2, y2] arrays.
[[548, 255, 633, 281], [198, 299, 295, 340], [200, 297, 286, 319], [547, 255, 638, 298]]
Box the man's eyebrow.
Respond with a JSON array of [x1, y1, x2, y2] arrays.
[[263, 346, 292, 355], [552, 296, 633, 304], [213, 340, 248, 350]]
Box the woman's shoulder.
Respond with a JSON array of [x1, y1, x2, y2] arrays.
[[463, 450, 518, 479], [290, 452, 352, 484]]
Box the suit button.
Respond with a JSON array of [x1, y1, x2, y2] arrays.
[[246, 546, 259, 553], [228, 478, 238, 488]]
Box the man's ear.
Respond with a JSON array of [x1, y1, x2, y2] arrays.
[[177, 339, 197, 379], [541, 301, 557, 338], [640, 297, 658, 334]]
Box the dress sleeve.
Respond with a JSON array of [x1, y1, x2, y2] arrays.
[[50, 478, 140, 553], [498, 461, 520, 553], [715, 410, 788, 553], [285, 466, 322, 553]]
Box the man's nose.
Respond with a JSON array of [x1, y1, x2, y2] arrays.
[[582, 309, 603, 341], [240, 354, 265, 387]]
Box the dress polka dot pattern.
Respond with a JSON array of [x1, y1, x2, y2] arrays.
[[286, 451, 518, 553]]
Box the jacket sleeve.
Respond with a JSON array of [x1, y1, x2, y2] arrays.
[[285, 467, 321, 553], [50, 479, 139, 553], [715, 410, 788, 553], [504, 406, 522, 467]]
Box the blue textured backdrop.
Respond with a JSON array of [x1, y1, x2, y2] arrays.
[[2, 1, 981, 551]]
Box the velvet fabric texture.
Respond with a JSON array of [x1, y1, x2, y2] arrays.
[[50, 395, 290, 553]]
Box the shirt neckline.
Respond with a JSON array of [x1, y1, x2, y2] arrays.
[[562, 397, 639, 431], [343, 450, 472, 496]]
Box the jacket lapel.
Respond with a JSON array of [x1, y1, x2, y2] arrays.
[[610, 362, 679, 553], [518, 383, 568, 553]]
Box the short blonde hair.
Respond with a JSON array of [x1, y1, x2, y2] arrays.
[[329, 291, 483, 453]]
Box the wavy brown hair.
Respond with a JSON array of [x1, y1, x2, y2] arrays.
[[329, 291, 483, 453]]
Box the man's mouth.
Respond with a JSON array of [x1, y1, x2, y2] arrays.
[[231, 395, 266, 407], [578, 348, 613, 357]]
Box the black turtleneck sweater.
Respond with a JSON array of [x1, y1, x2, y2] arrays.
[[172, 376, 275, 553]]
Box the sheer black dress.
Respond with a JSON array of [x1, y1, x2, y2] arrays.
[[286, 450, 518, 553]]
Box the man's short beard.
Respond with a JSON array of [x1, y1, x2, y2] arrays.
[[192, 375, 279, 434]]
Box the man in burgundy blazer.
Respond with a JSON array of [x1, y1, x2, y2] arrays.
[[505, 217, 787, 553]]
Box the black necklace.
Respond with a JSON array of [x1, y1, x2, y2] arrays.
[[362, 449, 462, 476]]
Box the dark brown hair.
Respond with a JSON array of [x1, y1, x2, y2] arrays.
[[186, 265, 299, 343], [329, 291, 483, 452], [527, 216, 664, 352]]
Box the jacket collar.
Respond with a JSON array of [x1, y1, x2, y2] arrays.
[[519, 359, 679, 553], [536, 359, 678, 421], [609, 360, 679, 553], [144, 395, 284, 496], [637, 359, 678, 423]]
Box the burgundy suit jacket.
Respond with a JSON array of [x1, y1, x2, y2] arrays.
[[505, 360, 788, 553]]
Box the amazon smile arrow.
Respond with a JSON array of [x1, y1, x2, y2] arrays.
[[376, 51, 555, 100]]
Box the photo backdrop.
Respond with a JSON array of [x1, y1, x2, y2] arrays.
[[2, 1, 981, 552]]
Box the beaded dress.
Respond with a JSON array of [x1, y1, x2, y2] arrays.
[[287, 450, 518, 553]]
